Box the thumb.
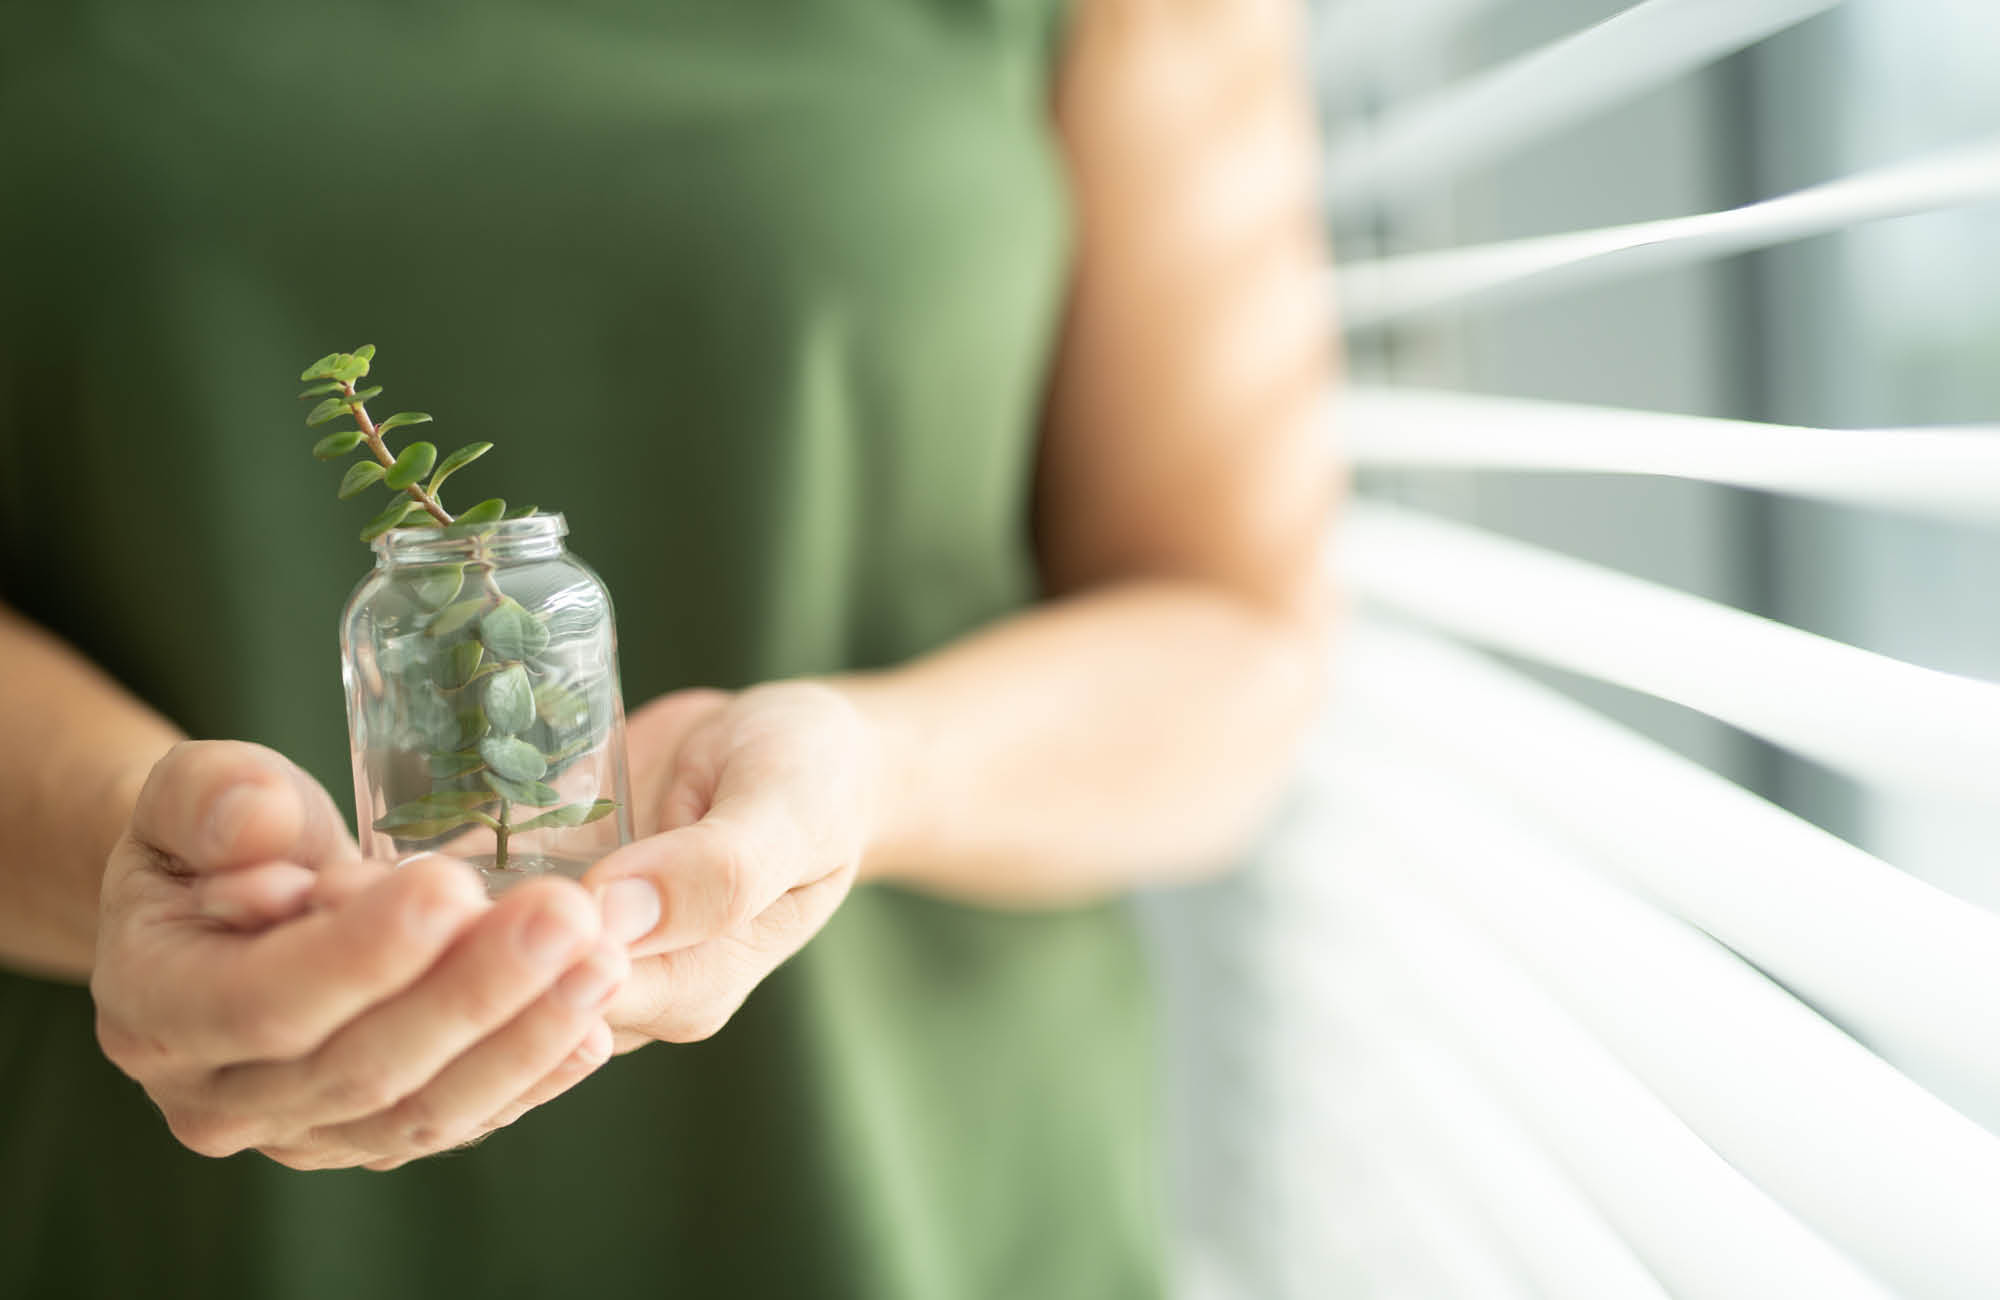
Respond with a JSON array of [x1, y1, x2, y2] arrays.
[[129, 740, 355, 876], [584, 790, 802, 957]]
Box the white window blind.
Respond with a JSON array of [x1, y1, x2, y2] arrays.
[[1145, 3, 2000, 1298]]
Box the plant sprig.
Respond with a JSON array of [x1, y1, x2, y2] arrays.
[[303, 345, 609, 870], [298, 345, 524, 540]]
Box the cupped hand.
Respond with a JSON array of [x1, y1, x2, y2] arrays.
[[92, 740, 628, 1170], [585, 682, 881, 1050]]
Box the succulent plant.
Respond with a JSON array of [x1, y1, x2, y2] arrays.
[[303, 346, 616, 870]]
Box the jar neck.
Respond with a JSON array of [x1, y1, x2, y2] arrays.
[[372, 514, 569, 567]]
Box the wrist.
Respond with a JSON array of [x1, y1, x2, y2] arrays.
[[817, 673, 926, 886], [3, 737, 176, 983]]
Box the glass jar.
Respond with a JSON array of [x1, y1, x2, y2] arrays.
[[341, 514, 633, 891]]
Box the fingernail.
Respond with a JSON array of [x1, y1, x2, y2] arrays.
[[206, 787, 257, 853], [600, 878, 661, 947], [553, 957, 618, 1011], [519, 907, 581, 964]]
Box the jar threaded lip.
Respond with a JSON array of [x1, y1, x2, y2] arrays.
[[372, 513, 569, 565]]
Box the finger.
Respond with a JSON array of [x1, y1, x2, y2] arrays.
[[191, 862, 319, 928], [130, 740, 353, 875], [332, 941, 627, 1160], [584, 736, 832, 956], [249, 1139, 371, 1173], [307, 855, 395, 908], [191, 853, 396, 929], [100, 854, 489, 1069], [212, 877, 601, 1131], [354, 1015, 613, 1170], [580, 816, 780, 956], [604, 870, 849, 1044], [481, 1019, 617, 1131], [349, 1014, 615, 1172]]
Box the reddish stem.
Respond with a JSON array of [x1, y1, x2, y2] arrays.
[[343, 381, 454, 525]]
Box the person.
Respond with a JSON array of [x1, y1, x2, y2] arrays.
[[0, 0, 1334, 1294]]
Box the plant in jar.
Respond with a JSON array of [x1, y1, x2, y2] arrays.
[[301, 346, 631, 888]]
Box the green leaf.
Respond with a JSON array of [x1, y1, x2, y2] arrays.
[[397, 514, 443, 529], [359, 498, 416, 541], [329, 354, 370, 384], [372, 790, 496, 832], [511, 799, 620, 832], [479, 600, 550, 660], [427, 442, 491, 494], [299, 381, 341, 398], [541, 732, 597, 782], [338, 460, 386, 498], [299, 352, 346, 382], [478, 735, 548, 783], [422, 790, 502, 812], [312, 428, 364, 459], [445, 639, 485, 688], [372, 816, 458, 836], [484, 664, 535, 735], [305, 396, 353, 427], [376, 412, 433, 435], [545, 731, 592, 763], [428, 750, 485, 780], [350, 385, 383, 403], [412, 563, 464, 610], [426, 596, 490, 639], [506, 504, 539, 519], [353, 343, 376, 363], [482, 771, 561, 806], [373, 800, 436, 832], [480, 599, 535, 660], [456, 706, 490, 748], [532, 680, 590, 732], [372, 813, 475, 840], [384, 441, 437, 490], [455, 497, 506, 526]]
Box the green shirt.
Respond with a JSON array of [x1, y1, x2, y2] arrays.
[[0, 3, 1164, 1295]]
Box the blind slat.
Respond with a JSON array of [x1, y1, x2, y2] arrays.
[[1325, 0, 1840, 214], [1315, 0, 1504, 88], [1288, 843, 1898, 1300], [1297, 1062, 1544, 1300], [1308, 705, 2000, 1299], [1336, 138, 2000, 324], [1338, 617, 2000, 1131], [1305, 998, 1676, 1300], [1341, 385, 2000, 518], [1342, 503, 2000, 797]]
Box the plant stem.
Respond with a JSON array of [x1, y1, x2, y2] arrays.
[[495, 798, 512, 870], [472, 537, 507, 603], [342, 381, 454, 525]]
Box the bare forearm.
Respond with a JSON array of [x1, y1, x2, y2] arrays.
[[0, 605, 183, 980], [840, 578, 1329, 905]]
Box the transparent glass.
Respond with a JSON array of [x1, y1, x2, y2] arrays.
[[341, 514, 633, 892]]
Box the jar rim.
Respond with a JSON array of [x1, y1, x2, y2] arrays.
[[372, 512, 569, 564]]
